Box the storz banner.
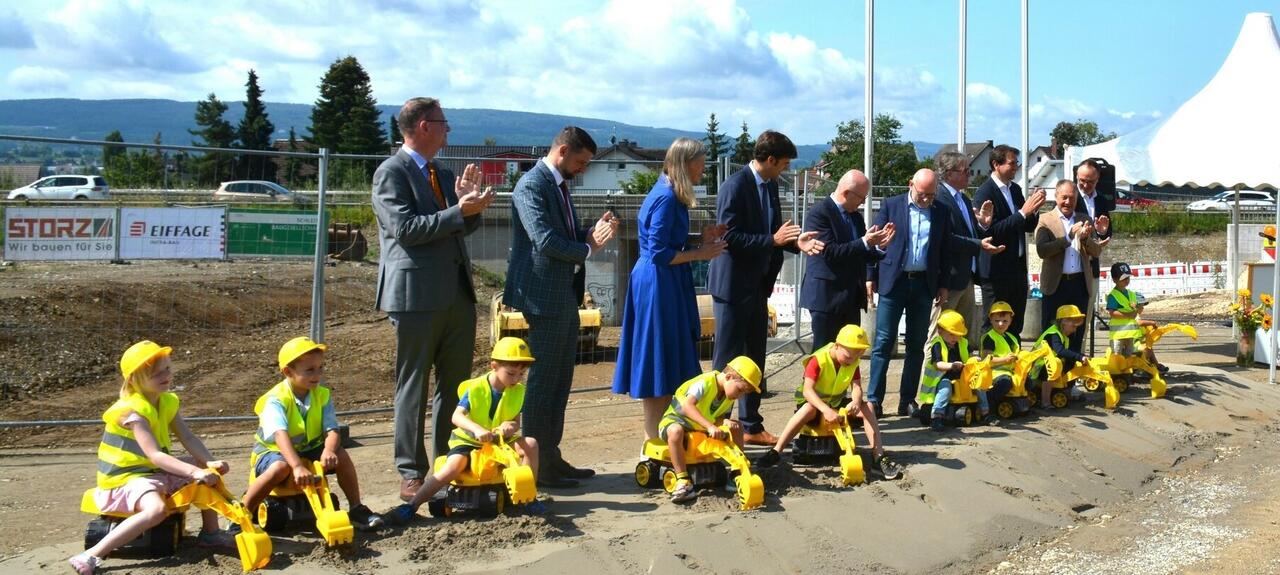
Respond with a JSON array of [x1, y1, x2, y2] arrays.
[[118, 207, 226, 260], [3, 207, 118, 261]]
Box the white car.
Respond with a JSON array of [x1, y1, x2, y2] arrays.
[[213, 180, 307, 203], [1186, 190, 1275, 212], [7, 175, 109, 200]]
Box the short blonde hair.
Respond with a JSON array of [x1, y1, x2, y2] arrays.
[[663, 137, 705, 208], [120, 353, 167, 399]]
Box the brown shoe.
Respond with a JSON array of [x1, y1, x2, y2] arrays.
[[743, 430, 778, 446], [399, 478, 423, 502]]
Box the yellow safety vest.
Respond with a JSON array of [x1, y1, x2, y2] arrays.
[[97, 392, 178, 489], [659, 372, 732, 434], [448, 373, 526, 449], [1032, 324, 1067, 376], [920, 336, 969, 404], [251, 380, 330, 468], [1109, 288, 1142, 341], [983, 329, 1020, 375], [795, 343, 860, 408]]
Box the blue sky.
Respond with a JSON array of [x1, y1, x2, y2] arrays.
[[0, 0, 1275, 146]]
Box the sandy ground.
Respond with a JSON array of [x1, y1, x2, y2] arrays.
[[3, 324, 1280, 575]]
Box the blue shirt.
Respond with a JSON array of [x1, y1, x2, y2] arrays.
[[905, 201, 931, 271], [459, 384, 504, 420], [259, 390, 339, 439]]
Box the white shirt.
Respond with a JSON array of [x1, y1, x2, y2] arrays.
[[990, 174, 1023, 256], [1058, 212, 1083, 274], [1080, 189, 1098, 221]]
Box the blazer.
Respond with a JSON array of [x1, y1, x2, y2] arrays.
[[974, 177, 1037, 280], [1074, 191, 1112, 278], [1034, 210, 1102, 297], [372, 149, 480, 313], [504, 160, 592, 316], [934, 182, 987, 290], [800, 196, 882, 314], [708, 165, 797, 304], [871, 194, 954, 297]]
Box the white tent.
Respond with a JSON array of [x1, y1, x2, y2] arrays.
[[1065, 12, 1280, 189]]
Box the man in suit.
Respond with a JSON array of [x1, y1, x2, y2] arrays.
[[932, 151, 1002, 347], [974, 145, 1047, 336], [1037, 180, 1103, 353], [506, 126, 618, 488], [800, 169, 893, 348], [1073, 160, 1113, 343], [709, 130, 823, 445], [867, 169, 957, 417], [372, 97, 495, 501]]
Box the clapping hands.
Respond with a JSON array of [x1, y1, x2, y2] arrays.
[[589, 211, 620, 250], [456, 163, 495, 216]]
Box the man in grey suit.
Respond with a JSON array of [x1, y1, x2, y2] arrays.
[[505, 126, 618, 488], [372, 97, 495, 501]]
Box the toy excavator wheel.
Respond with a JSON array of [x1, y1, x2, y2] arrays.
[[839, 454, 865, 486], [735, 474, 764, 510], [953, 406, 972, 427], [634, 460, 660, 489], [995, 401, 1015, 419], [493, 487, 506, 516], [257, 499, 289, 533], [1014, 397, 1031, 415], [661, 468, 679, 494], [1081, 377, 1101, 392], [917, 404, 933, 428], [1050, 389, 1069, 409], [426, 498, 449, 518], [1114, 377, 1129, 393]]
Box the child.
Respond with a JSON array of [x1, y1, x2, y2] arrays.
[[659, 356, 760, 503], [978, 301, 1019, 420], [386, 337, 544, 522], [69, 341, 235, 575], [753, 325, 902, 480], [1106, 262, 1145, 363], [1033, 305, 1090, 409], [1132, 292, 1169, 374], [243, 337, 383, 531], [920, 310, 970, 432]]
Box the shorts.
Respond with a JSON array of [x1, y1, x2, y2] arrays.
[[796, 396, 851, 425], [254, 446, 326, 477], [93, 472, 191, 515], [1111, 338, 1137, 356], [446, 444, 477, 458]]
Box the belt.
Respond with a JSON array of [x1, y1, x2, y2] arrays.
[[1061, 272, 1084, 280], [903, 271, 926, 279]]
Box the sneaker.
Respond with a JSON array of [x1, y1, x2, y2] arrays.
[[348, 504, 386, 530], [523, 500, 549, 515], [670, 479, 697, 503], [195, 529, 237, 549], [1157, 363, 1170, 374], [872, 454, 903, 480], [68, 553, 101, 575], [383, 504, 416, 526], [930, 417, 946, 433], [753, 448, 781, 468]]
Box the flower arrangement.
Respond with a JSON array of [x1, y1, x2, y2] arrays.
[[1230, 289, 1273, 332]]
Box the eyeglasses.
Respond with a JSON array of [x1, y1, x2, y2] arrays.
[[1004, 160, 1021, 167], [1077, 178, 1098, 185]]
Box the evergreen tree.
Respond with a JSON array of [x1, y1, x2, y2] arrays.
[[237, 69, 276, 180], [283, 127, 300, 187], [308, 56, 385, 155], [732, 121, 754, 165], [189, 93, 236, 185], [388, 116, 400, 148], [102, 130, 125, 167], [703, 113, 728, 195]]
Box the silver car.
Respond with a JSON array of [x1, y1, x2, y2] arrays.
[[7, 175, 110, 200], [213, 180, 306, 203]]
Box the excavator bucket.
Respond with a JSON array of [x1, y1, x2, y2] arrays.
[[1104, 382, 1120, 410], [503, 465, 537, 505], [179, 475, 272, 571], [838, 454, 865, 486], [735, 473, 764, 510], [1150, 376, 1167, 398], [302, 462, 353, 546]]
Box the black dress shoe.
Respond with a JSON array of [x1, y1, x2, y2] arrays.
[[537, 472, 580, 489], [556, 459, 596, 479]]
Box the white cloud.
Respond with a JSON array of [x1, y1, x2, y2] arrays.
[[7, 66, 70, 92]]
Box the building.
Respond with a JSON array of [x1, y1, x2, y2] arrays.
[[0, 164, 44, 188], [935, 140, 994, 183], [578, 139, 665, 193], [436, 144, 550, 189]]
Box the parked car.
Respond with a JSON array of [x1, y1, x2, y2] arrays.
[[7, 175, 109, 200], [1186, 190, 1276, 212], [213, 180, 307, 203], [1114, 189, 1158, 210]]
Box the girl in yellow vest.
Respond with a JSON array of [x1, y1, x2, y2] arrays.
[[977, 301, 1020, 420], [1032, 305, 1090, 409], [920, 310, 970, 432], [386, 337, 544, 522], [752, 325, 903, 480], [242, 337, 384, 531], [658, 356, 760, 503], [69, 341, 233, 575]]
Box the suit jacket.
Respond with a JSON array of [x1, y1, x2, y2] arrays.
[[974, 177, 1037, 281], [934, 182, 987, 290], [372, 149, 480, 312], [504, 160, 592, 316], [871, 194, 954, 297], [708, 166, 797, 304], [1074, 190, 1112, 279], [800, 196, 882, 313], [1034, 210, 1102, 297]]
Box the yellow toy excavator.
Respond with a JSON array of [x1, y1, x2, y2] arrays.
[[791, 405, 865, 485], [427, 434, 538, 518], [1102, 323, 1198, 399], [636, 424, 765, 510], [991, 343, 1053, 419], [249, 459, 353, 546]]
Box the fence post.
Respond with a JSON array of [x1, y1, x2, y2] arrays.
[[795, 170, 805, 347], [310, 148, 330, 343]]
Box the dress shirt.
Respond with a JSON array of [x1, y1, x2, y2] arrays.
[[991, 174, 1023, 257], [905, 201, 930, 272], [1059, 212, 1083, 274]]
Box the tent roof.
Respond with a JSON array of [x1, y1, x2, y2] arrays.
[[1066, 12, 1280, 190]]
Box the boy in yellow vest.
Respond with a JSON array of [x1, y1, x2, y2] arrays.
[[1131, 292, 1167, 372], [752, 325, 903, 480], [1032, 305, 1090, 409], [387, 337, 543, 522], [977, 301, 1019, 421], [243, 337, 384, 531], [659, 356, 760, 503], [920, 310, 970, 432], [1106, 262, 1145, 361]]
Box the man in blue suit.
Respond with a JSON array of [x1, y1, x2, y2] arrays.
[[973, 145, 1046, 336], [709, 131, 824, 445], [867, 169, 958, 417], [505, 126, 619, 488], [933, 151, 1002, 347], [800, 169, 893, 349]]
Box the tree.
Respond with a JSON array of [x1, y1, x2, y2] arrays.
[[483, 137, 497, 146], [309, 56, 385, 155], [818, 113, 919, 192], [702, 113, 728, 195], [283, 127, 301, 187], [620, 169, 660, 195], [388, 116, 400, 148], [102, 130, 126, 167], [1050, 119, 1116, 150], [189, 92, 236, 185], [236, 69, 276, 180], [731, 121, 754, 165]]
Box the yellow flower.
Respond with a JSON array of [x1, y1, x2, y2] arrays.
[[1264, 315, 1273, 330], [1263, 294, 1275, 307], [1230, 303, 1242, 312], [1240, 289, 1252, 298]]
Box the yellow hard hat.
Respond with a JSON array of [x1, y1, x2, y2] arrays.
[[1055, 304, 1086, 321], [120, 340, 172, 380], [988, 301, 1015, 317], [278, 336, 328, 371], [937, 310, 968, 336], [835, 324, 870, 350], [491, 337, 536, 362], [726, 356, 762, 392]]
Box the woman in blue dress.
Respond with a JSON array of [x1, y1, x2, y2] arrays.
[[612, 137, 726, 440]]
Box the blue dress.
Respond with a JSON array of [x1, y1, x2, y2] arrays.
[[612, 176, 702, 399]]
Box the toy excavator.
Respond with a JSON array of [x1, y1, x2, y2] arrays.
[[427, 434, 537, 518], [250, 460, 353, 546], [636, 424, 765, 510], [917, 356, 992, 427], [991, 343, 1054, 419], [791, 405, 865, 485], [1041, 353, 1117, 409], [81, 470, 272, 572], [1099, 323, 1199, 399]]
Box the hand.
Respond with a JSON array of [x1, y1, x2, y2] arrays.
[[1070, 220, 1087, 238], [864, 224, 892, 248], [700, 223, 727, 245], [934, 287, 949, 306], [974, 200, 995, 229], [1021, 189, 1046, 217], [291, 463, 317, 487], [206, 460, 230, 475], [698, 239, 727, 260], [320, 449, 339, 472], [822, 409, 841, 424], [456, 163, 485, 197], [707, 426, 728, 441], [191, 468, 218, 486], [1098, 237, 1112, 249], [456, 182, 495, 217], [772, 220, 802, 246], [953, 361, 965, 371], [589, 211, 619, 249], [497, 421, 520, 438], [877, 222, 897, 248], [980, 237, 1006, 254], [474, 429, 495, 443], [1095, 214, 1110, 236], [796, 231, 825, 255], [1001, 354, 1017, 363]]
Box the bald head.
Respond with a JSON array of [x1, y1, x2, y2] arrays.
[[909, 168, 938, 208], [834, 169, 870, 212]]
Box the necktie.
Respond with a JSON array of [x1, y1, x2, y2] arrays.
[[426, 163, 446, 207], [842, 210, 857, 238], [956, 190, 975, 234], [760, 182, 773, 229], [559, 180, 576, 232]]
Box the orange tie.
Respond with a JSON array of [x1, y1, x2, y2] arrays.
[[427, 164, 446, 207]]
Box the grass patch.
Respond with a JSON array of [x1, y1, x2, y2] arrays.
[[1111, 209, 1227, 235]]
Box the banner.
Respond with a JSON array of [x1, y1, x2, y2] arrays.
[[3, 207, 117, 261], [227, 208, 323, 257], [118, 207, 226, 260]]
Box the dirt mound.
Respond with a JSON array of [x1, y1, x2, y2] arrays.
[[391, 513, 578, 564]]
